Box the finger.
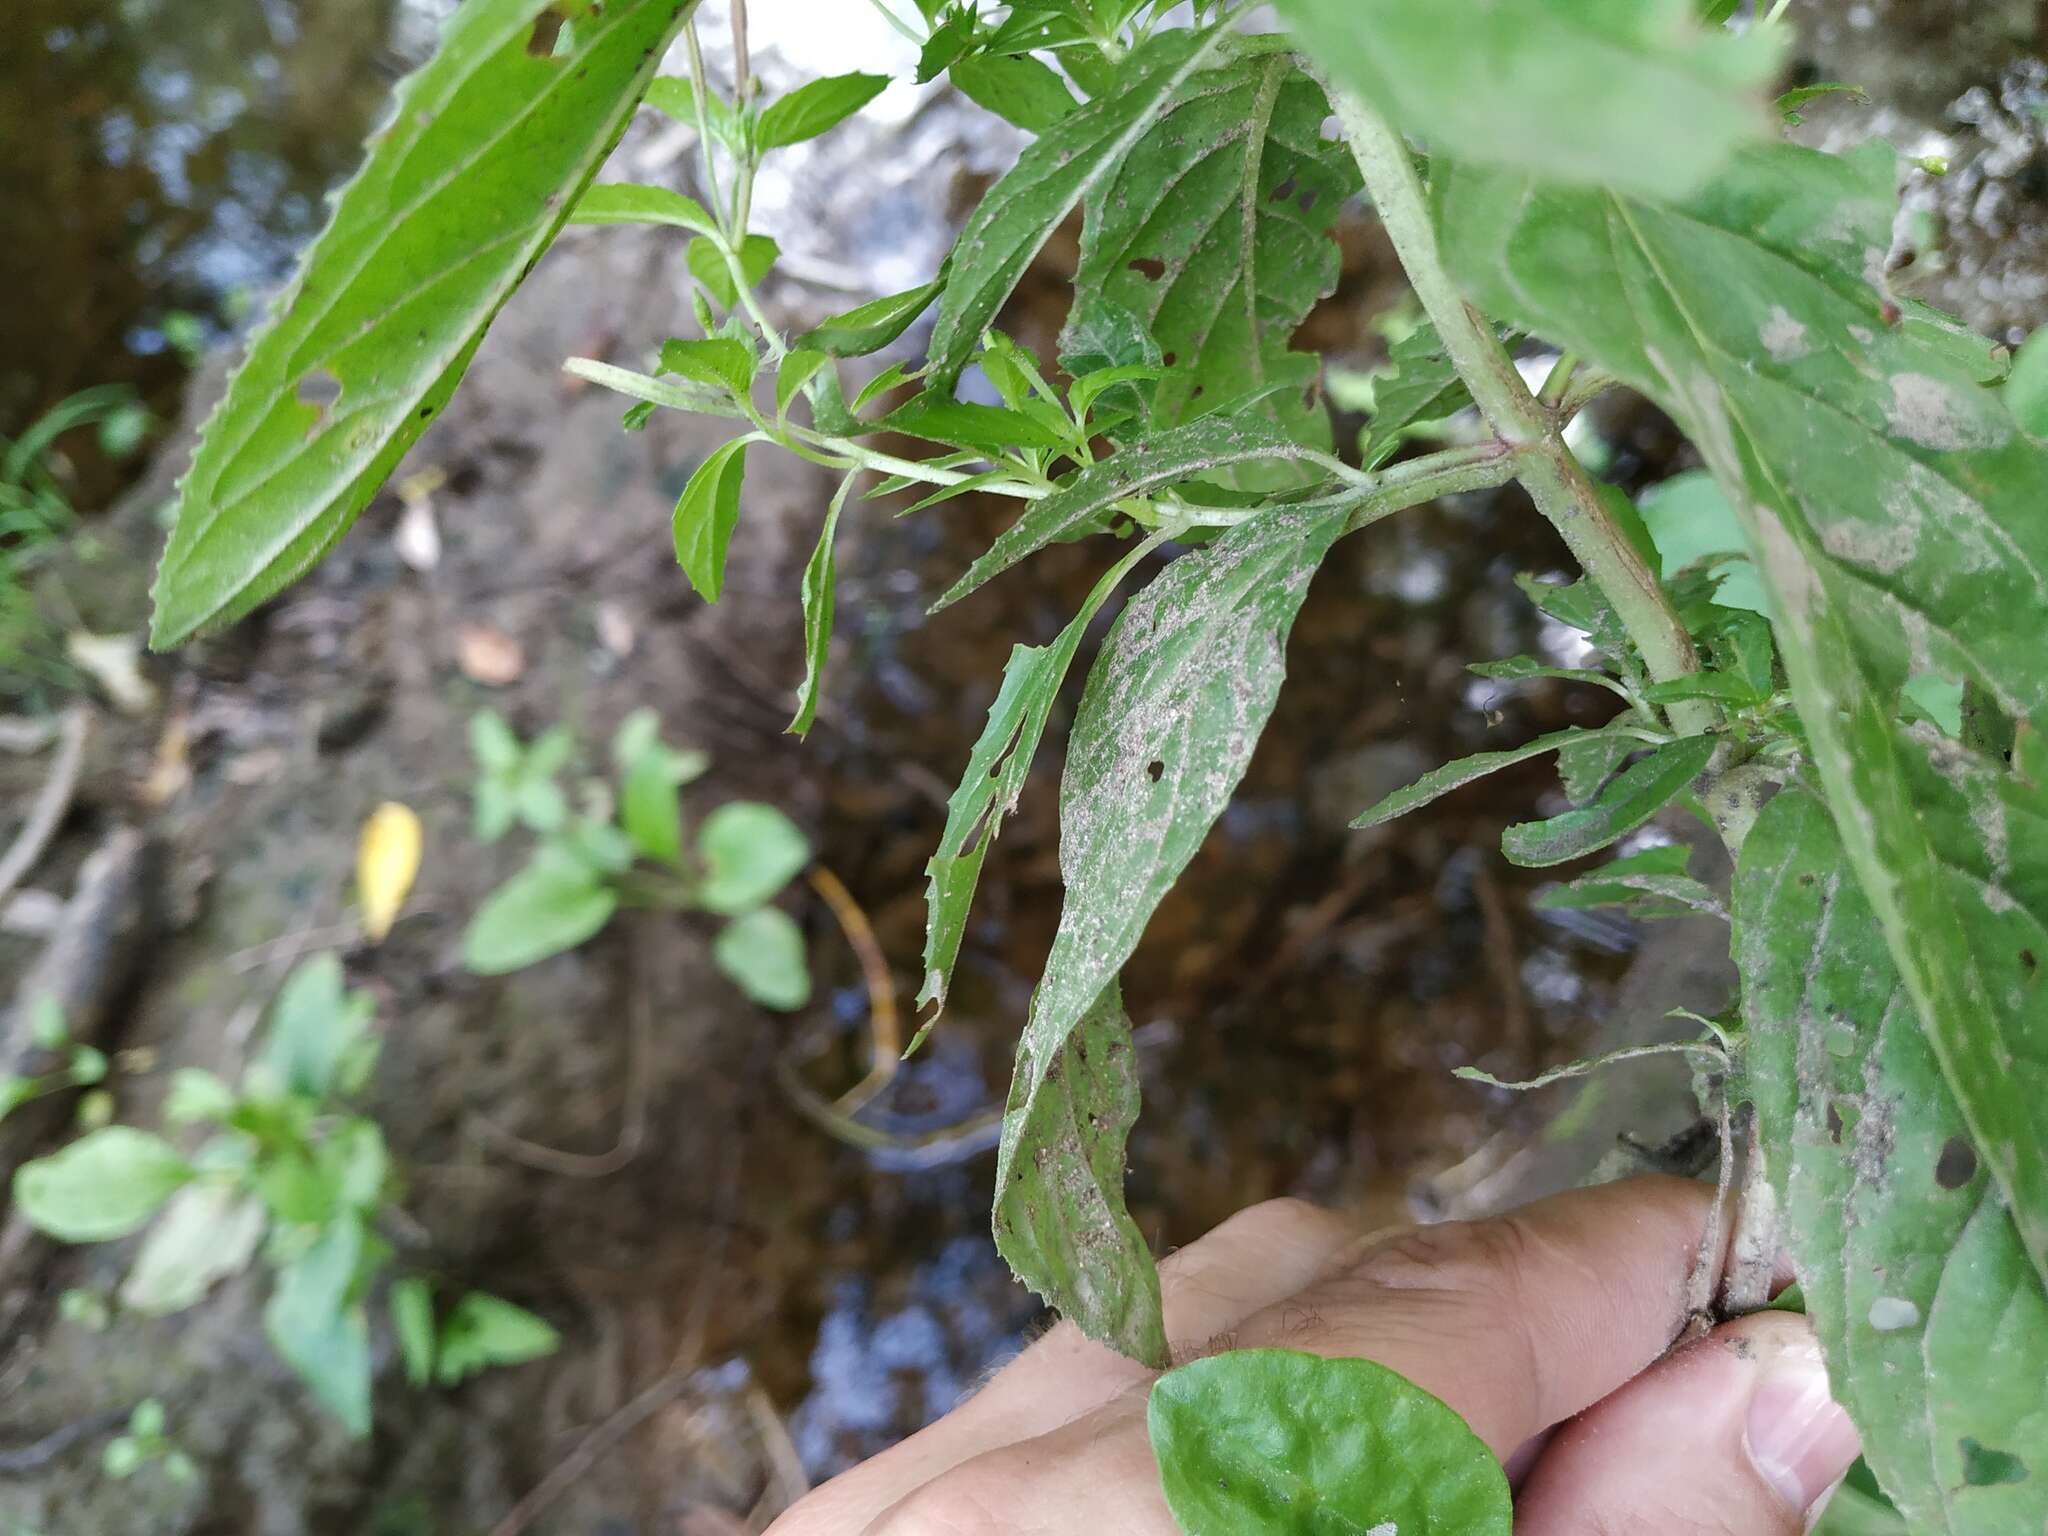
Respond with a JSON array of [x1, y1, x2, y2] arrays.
[[856, 1176, 1726, 1536], [1231, 1174, 1718, 1458], [768, 1197, 1364, 1536], [1514, 1309, 1861, 1536]]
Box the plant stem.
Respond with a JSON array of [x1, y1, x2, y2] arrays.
[[682, 23, 725, 225], [1325, 86, 1714, 737]]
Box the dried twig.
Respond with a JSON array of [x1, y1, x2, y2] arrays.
[[0, 706, 87, 911], [467, 921, 656, 1178]]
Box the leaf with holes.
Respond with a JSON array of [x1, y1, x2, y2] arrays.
[[1060, 54, 1358, 451], [1442, 141, 2048, 1278], [1150, 1349, 1512, 1536], [994, 503, 1347, 1362], [1280, 0, 1779, 198], [1738, 789, 2048, 1536], [926, 25, 1229, 390], [932, 416, 1324, 611], [149, 0, 703, 647]]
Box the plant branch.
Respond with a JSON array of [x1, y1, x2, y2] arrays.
[[1324, 86, 1714, 738]]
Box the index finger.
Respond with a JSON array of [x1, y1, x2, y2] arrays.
[[1232, 1173, 1721, 1458]]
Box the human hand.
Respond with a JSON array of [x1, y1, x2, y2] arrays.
[[767, 1177, 1861, 1535]]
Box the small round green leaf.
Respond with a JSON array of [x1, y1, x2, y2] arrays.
[[1148, 1348, 1511, 1536], [696, 802, 810, 915], [713, 907, 812, 1011], [13, 1128, 195, 1242]]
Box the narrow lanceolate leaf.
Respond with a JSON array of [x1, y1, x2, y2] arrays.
[[920, 540, 1156, 1014], [1738, 790, 2048, 1536], [754, 72, 890, 150], [1535, 843, 1723, 918], [672, 437, 752, 601], [788, 474, 853, 738], [995, 504, 1347, 1361], [932, 416, 1321, 611], [926, 25, 1227, 390], [794, 280, 943, 359], [1280, 0, 1779, 198], [1364, 322, 1477, 468], [1500, 734, 1715, 868], [1352, 722, 1656, 829], [1061, 54, 1358, 447], [1442, 142, 2048, 1278], [1150, 1350, 1513, 1536], [149, 0, 702, 647], [570, 182, 719, 235]]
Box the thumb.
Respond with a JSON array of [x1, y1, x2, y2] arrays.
[[1513, 1310, 1862, 1536]]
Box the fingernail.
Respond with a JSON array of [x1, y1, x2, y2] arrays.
[[1744, 1340, 1862, 1518]]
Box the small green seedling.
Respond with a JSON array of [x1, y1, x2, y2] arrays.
[[462, 709, 814, 1010], [102, 1399, 196, 1486], [11, 957, 554, 1436], [0, 998, 110, 1125]]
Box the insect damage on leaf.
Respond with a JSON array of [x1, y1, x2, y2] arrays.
[[1738, 790, 2048, 1535], [994, 503, 1347, 1360]]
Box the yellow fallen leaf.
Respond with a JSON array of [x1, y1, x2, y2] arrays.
[[358, 802, 423, 943]]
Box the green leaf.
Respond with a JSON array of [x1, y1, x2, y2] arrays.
[[995, 980, 1161, 1364], [919, 542, 1152, 1015], [671, 437, 752, 602], [1363, 322, 1475, 467], [642, 74, 741, 147], [789, 474, 853, 739], [1778, 81, 1870, 123], [1353, 723, 1653, 829], [571, 182, 720, 236], [562, 357, 748, 420], [463, 849, 618, 975], [660, 337, 757, 400], [1638, 470, 1768, 614], [1467, 654, 1629, 695], [435, 1292, 560, 1385], [1280, 0, 1780, 198], [259, 954, 375, 1100], [996, 504, 1348, 1363], [164, 1068, 236, 1125], [148, 0, 703, 647], [1535, 843, 1723, 918], [1441, 141, 2048, 1277], [713, 907, 812, 1010], [118, 1184, 267, 1314], [686, 234, 779, 311], [1149, 1348, 1512, 1536], [793, 281, 944, 359], [389, 1276, 437, 1389], [1738, 790, 2048, 1536], [755, 71, 890, 149], [2002, 323, 2048, 438], [878, 394, 1071, 455], [776, 349, 831, 419], [932, 416, 1321, 611], [14, 1128, 193, 1242], [1501, 734, 1715, 867], [951, 53, 1077, 133], [266, 1215, 372, 1436], [927, 25, 1228, 389], [697, 801, 810, 915], [1063, 54, 1358, 451], [614, 709, 706, 866]]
